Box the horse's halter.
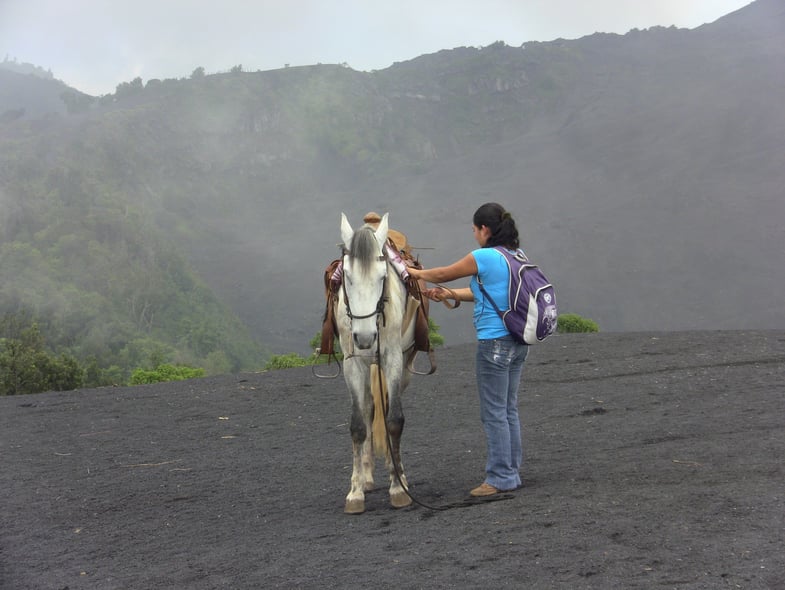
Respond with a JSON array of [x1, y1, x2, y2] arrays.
[[341, 248, 389, 325]]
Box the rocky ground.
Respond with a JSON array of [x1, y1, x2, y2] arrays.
[[1, 331, 784, 589]]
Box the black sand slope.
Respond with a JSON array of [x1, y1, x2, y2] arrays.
[[2, 331, 784, 589]]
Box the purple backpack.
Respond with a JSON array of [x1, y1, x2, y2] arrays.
[[477, 247, 558, 345]]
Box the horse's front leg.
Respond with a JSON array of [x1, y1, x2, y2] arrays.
[[383, 355, 412, 509], [345, 362, 374, 514]]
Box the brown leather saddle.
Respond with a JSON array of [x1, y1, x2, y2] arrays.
[[319, 237, 434, 373]]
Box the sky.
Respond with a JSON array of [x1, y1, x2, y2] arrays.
[[1, 0, 753, 96]]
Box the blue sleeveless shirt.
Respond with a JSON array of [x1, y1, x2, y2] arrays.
[[470, 247, 511, 340]]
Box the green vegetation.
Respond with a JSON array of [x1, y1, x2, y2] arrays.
[[557, 313, 600, 333], [0, 131, 264, 384], [0, 313, 84, 395], [265, 318, 444, 371], [0, 303, 597, 394], [263, 331, 338, 370], [264, 353, 314, 370], [428, 318, 445, 348], [0, 310, 227, 394], [130, 363, 206, 385], [0, 58, 594, 391]]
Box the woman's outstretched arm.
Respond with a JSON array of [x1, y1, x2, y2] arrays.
[[409, 252, 477, 284]]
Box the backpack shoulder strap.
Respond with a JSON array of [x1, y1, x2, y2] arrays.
[[476, 247, 509, 318], [476, 280, 505, 318]]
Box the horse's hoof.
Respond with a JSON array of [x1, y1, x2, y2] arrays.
[[390, 491, 412, 509], [344, 499, 365, 514]]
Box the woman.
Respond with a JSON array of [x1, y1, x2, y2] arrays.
[[408, 203, 529, 496]]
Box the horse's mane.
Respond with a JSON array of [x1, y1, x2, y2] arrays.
[[347, 225, 380, 275]]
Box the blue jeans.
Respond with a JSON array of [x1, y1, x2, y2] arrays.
[[475, 336, 529, 490]]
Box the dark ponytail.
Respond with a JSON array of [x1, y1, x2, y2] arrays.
[[473, 202, 520, 249]]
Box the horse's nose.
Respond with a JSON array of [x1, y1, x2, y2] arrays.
[[353, 331, 376, 350]]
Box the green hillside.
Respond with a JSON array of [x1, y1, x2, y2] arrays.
[[0, 97, 265, 384], [1, 0, 784, 391]]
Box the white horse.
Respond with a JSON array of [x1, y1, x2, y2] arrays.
[[335, 212, 418, 514]]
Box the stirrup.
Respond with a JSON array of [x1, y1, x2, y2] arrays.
[[406, 349, 436, 375], [312, 349, 342, 379]]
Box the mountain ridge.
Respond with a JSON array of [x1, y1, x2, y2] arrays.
[[1, 0, 783, 360]]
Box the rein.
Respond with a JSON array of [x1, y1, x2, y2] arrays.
[[357, 274, 514, 510], [432, 283, 462, 310], [372, 346, 515, 512], [360, 279, 512, 510]]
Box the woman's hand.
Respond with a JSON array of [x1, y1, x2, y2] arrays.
[[423, 287, 448, 302], [407, 253, 478, 284]]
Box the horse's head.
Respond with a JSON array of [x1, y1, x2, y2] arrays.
[[340, 212, 390, 350]]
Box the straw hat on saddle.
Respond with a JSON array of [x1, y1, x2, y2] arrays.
[[363, 212, 408, 253]]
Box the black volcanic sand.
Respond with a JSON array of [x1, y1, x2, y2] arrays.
[[2, 331, 784, 589]]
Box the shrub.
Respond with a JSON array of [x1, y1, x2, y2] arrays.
[[83, 358, 125, 387], [130, 363, 205, 385], [428, 318, 444, 348], [556, 313, 599, 333], [263, 353, 313, 371], [0, 317, 85, 395]]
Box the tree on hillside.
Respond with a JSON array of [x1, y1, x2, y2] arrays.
[[60, 91, 94, 114], [0, 312, 83, 395], [115, 77, 144, 98]]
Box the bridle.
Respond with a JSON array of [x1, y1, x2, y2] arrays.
[[340, 248, 389, 358], [341, 271, 388, 322]]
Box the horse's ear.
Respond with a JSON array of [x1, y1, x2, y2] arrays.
[[340, 213, 354, 248], [375, 213, 389, 246]]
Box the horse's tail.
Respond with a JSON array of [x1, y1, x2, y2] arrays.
[[370, 364, 389, 459]]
